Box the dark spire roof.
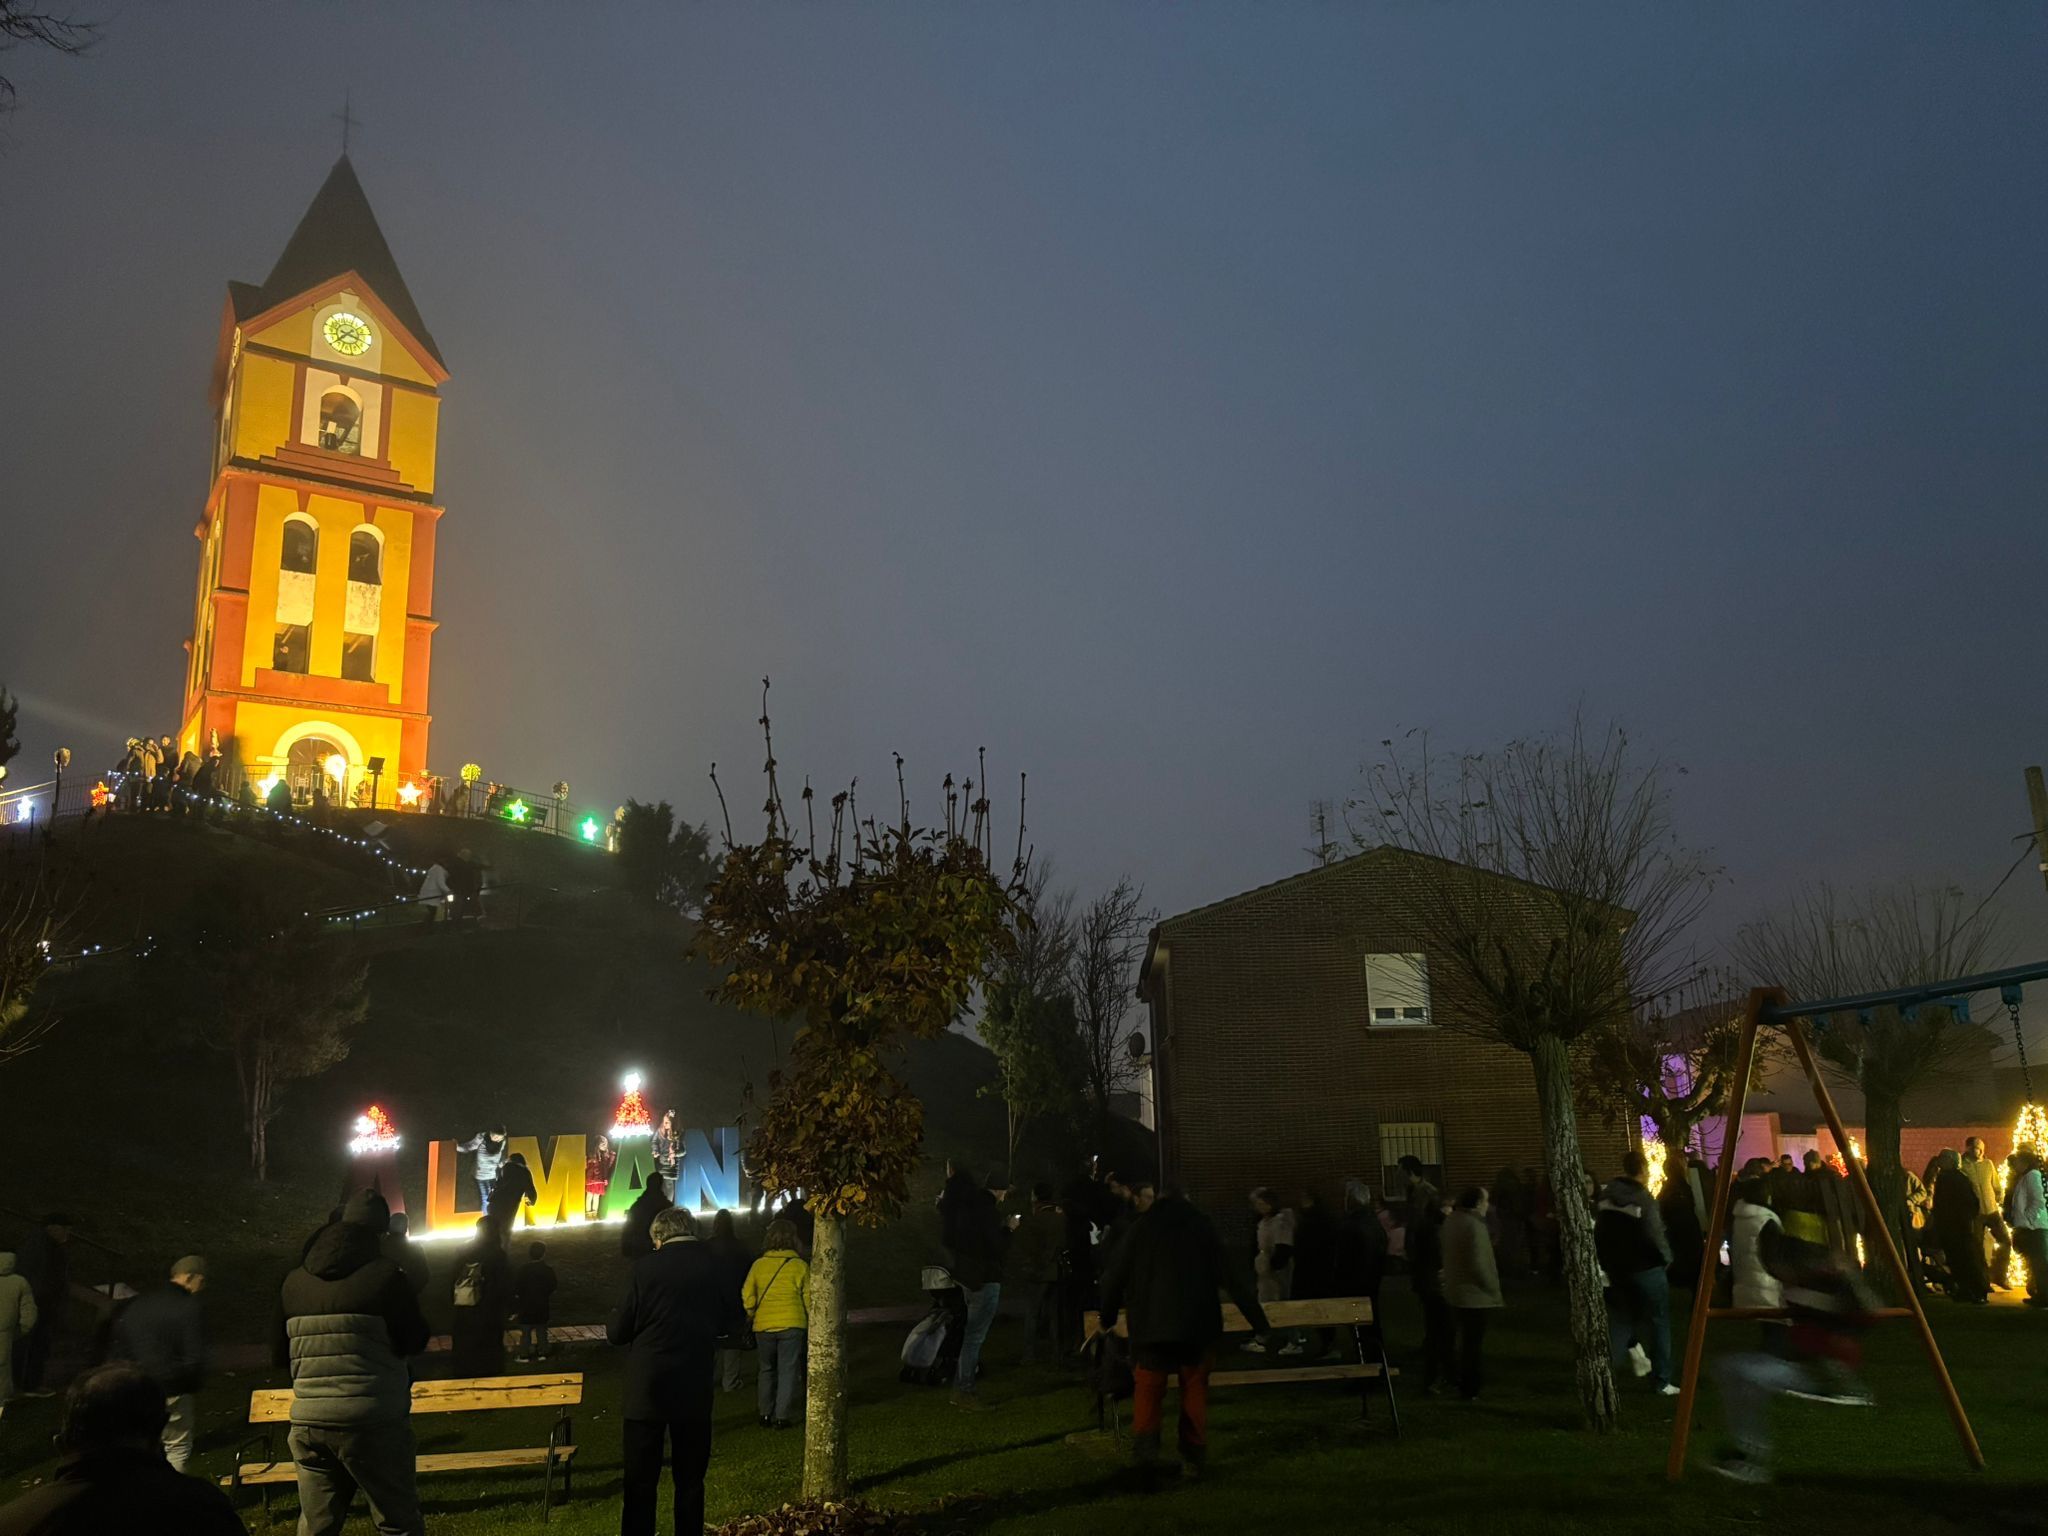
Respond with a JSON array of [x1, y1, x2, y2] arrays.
[[234, 155, 443, 368]]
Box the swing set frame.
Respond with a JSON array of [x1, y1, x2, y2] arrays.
[[1666, 959, 2048, 1480]]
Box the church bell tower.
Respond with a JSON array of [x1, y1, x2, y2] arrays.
[[180, 155, 446, 806]]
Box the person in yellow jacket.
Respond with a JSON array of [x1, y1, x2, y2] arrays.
[[742, 1220, 810, 1429]]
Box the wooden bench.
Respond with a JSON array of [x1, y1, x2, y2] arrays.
[[224, 1373, 582, 1524], [1085, 1297, 1399, 1435]]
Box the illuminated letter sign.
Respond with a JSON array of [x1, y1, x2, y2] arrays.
[[422, 1122, 744, 1237]]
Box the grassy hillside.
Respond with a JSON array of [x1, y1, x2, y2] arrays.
[[0, 816, 1047, 1338]]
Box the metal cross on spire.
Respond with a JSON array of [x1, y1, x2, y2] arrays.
[[334, 90, 361, 156]]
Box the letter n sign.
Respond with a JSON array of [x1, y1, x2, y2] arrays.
[[677, 1127, 741, 1210]]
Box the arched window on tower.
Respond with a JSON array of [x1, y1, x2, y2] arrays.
[[280, 517, 318, 575], [318, 387, 363, 454], [348, 528, 383, 585]]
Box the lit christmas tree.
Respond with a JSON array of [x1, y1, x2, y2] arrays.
[[349, 1103, 402, 1156], [612, 1071, 653, 1138]]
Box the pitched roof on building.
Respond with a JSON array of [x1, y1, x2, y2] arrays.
[[231, 155, 443, 367]]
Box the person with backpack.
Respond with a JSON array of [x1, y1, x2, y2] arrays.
[[742, 1218, 809, 1429], [513, 1242, 558, 1362], [449, 1220, 511, 1377], [1097, 1173, 1269, 1487], [1596, 1149, 1680, 1396]]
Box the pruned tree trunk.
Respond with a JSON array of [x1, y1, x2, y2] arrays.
[[1863, 1091, 1907, 1298], [802, 1213, 849, 1499], [1531, 1034, 1621, 1432]]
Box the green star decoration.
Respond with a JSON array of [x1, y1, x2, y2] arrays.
[[505, 799, 530, 823]]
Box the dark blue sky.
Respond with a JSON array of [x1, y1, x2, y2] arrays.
[[3, 4, 2044, 980]]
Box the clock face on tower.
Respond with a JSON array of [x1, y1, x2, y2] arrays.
[[323, 311, 374, 357]]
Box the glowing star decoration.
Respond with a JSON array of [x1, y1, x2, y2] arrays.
[[505, 798, 530, 824], [396, 780, 423, 808], [349, 1104, 402, 1157], [323, 310, 374, 356], [580, 816, 603, 843], [612, 1072, 653, 1138]]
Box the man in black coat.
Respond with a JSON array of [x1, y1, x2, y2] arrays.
[[608, 1208, 746, 1536], [1097, 1177, 1269, 1482], [276, 1190, 433, 1536], [937, 1165, 1009, 1407], [109, 1255, 208, 1473], [0, 1364, 245, 1536]]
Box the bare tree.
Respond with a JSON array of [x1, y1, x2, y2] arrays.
[[980, 864, 1082, 1179], [0, 2, 96, 111], [1068, 877, 1153, 1137], [1731, 881, 2001, 1288], [167, 882, 367, 1180], [0, 856, 73, 1067], [1352, 717, 1714, 1432]]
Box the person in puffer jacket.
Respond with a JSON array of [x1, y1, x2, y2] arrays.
[[275, 1189, 432, 1536]]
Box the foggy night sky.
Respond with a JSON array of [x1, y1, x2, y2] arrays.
[[2, 4, 2045, 1006]]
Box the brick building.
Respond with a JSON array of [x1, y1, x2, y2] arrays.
[[1137, 847, 1632, 1220]]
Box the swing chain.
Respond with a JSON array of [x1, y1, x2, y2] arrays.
[[2002, 985, 2032, 1106]]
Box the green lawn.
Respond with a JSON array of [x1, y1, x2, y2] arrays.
[[3, 1286, 2040, 1535]]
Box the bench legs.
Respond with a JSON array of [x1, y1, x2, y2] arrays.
[[1354, 1323, 1400, 1437], [231, 1430, 278, 1526], [543, 1411, 573, 1521]]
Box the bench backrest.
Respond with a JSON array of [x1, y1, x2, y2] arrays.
[[1084, 1296, 1373, 1340], [248, 1373, 584, 1425]]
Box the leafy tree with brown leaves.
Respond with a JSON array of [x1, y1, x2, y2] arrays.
[[695, 694, 1026, 1499]]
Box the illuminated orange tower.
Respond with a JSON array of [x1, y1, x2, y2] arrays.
[[180, 156, 446, 805]]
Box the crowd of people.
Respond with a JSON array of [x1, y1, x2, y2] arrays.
[[1, 1126, 2038, 1527]]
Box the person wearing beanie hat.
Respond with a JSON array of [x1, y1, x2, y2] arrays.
[[109, 1254, 209, 1471], [276, 1189, 433, 1535]]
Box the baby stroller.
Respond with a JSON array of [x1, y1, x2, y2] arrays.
[[900, 1266, 970, 1387]]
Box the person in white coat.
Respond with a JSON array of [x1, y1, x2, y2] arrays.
[[2004, 1149, 2047, 1307]]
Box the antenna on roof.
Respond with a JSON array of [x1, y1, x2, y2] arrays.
[[334, 89, 361, 157]]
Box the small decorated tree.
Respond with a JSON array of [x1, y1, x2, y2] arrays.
[[695, 688, 1026, 1499]]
